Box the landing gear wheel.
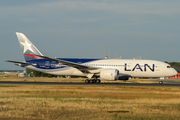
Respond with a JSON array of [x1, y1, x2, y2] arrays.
[[96, 79, 101, 83], [85, 79, 89, 83], [159, 81, 163, 84], [92, 79, 97, 83], [90, 80, 93, 83]]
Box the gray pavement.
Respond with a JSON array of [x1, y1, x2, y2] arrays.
[[0, 81, 180, 87]]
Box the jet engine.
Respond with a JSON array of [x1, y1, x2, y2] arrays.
[[100, 69, 119, 81]]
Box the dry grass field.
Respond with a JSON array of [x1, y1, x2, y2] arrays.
[[0, 73, 180, 119], [0, 73, 158, 83]]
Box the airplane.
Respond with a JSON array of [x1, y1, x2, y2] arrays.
[[6, 32, 177, 84]]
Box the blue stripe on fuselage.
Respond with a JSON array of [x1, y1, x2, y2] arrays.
[[26, 58, 101, 69]]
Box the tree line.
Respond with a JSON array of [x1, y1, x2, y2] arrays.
[[165, 62, 180, 67], [27, 69, 57, 77]]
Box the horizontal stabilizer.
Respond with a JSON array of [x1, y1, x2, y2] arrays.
[[5, 60, 34, 67]]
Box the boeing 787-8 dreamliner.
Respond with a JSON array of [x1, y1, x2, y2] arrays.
[[6, 32, 177, 84]]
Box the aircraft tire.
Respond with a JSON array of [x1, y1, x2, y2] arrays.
[[92, 79, 97, 83], [97, 79, 101, 83], [159, 81, 163, 84], [90, 80, 93, 83], [85, 79, 89, 83]]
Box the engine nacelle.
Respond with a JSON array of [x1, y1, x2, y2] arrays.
[[100, 69, 119, 81]]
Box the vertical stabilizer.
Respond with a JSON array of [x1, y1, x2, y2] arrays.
[[16, 32, 43, 61]]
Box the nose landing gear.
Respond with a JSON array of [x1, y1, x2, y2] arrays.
[[159, 81, 163, 84]]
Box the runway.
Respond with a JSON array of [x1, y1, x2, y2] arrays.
[[0, 81, 180, 87]]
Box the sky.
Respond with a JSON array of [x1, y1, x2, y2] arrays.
[[1, 0, 180, 70]]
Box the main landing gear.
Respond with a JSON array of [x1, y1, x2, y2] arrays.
[[85, 79, 101, 83]]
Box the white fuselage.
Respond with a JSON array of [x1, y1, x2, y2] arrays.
[[26, 59, 177, 78]]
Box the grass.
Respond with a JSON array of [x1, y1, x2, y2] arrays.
[[0, 85, 180, 119], [0, 74, 180, 119], [0, 85, 18, 87], [0, 73, 162, 83]]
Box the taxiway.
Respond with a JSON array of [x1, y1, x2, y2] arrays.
[[0, 81, 180, 87]]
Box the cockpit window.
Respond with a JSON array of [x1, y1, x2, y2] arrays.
[[167, 66, 171, 68]]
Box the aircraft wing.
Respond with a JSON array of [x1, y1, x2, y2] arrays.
[[5, 60, 34, 67], [32, 54, 99, 73]]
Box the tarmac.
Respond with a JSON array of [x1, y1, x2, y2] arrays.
[[0, 80, 180, 87]]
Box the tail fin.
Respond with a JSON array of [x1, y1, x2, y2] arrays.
[[16, 32, 43, 61]]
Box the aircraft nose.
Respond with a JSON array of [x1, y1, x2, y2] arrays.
[[172, 68, 178, 76], [167, 68, 178, 77]]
